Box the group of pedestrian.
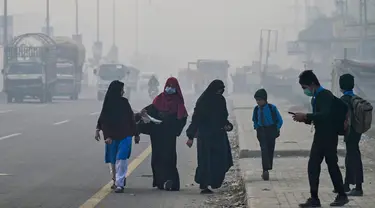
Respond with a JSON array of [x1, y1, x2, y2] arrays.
[[95, 78, 234, 194], [253, 70, 372, 207]]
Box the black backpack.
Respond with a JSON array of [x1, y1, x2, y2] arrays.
[[254, 104, 280, 138]]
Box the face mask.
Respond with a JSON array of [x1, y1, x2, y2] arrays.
[[303, 88, 313, 97], [165, 87, 176, 94]]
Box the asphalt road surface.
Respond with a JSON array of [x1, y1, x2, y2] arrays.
[[0, 88, 208, 208]]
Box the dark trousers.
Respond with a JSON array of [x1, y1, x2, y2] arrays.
[[344, 131, 364, 186], [257, 128, 276, 171], [308, 137, 346, 197]]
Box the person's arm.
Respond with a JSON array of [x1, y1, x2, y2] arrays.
[[186, 108, 200, 140], [274, 106, 283, 129], [176, 117, 187, 136], [306, 91, 333, 122], [252, 107, 259, 129]]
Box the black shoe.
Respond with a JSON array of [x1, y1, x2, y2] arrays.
[[164, 180, 173, 191], [347, 189, 363, 197], [329, 195, 349, 207], [200, 188, 214, 194], [262, 171, 269, 181], [110, 183, 116, 190], [299, 198, 321, 207]]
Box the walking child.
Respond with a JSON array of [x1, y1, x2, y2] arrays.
[[252, 89, 283, 181]]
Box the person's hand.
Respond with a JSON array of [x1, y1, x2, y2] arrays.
[[140, 109, 147, 115], [95, 130, 101, 141], [293, 113, 307, 122], [104, 138, 112, 144], [134, 135, 140, 144], [186, 139, 194, 148]]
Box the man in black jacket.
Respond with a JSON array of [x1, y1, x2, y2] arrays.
[[338, 73, 364, 196], [293, 70, 349, 207]]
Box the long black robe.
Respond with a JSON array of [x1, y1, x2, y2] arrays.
[[144, 104, 187, 190], [186, 80, 233, 189]]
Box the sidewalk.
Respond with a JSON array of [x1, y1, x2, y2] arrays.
[[231, 94, 375, 208]]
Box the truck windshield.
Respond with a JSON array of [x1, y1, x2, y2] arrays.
[[8, 63, 43, 74], [98, 65, 126, 80], [57, 64, 74, 75]]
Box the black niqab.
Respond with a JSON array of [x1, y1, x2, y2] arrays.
[[194, 79, 227, 120]]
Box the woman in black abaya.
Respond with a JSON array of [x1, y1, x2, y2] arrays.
[[186, 79, 233, 194]]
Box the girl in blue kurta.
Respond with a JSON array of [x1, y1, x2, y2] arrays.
[[95, 80, 140, 193]]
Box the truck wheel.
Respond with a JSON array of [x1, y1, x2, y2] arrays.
[[15, 96, 24, 103], [7, 94, 13, 103]]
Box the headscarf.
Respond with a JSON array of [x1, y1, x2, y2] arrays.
[[152, 77, 188, 119], [194, 79, 227, 117], [99, 80, 128, 126]]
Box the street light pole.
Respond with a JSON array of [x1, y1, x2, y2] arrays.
[[96, 0, 100, 42], [75, 0, 79, 35], [135, 0, 139, 55], [3, 0, 8, 70], [112, 0, 116, 45], [46, 0, 50, 36]]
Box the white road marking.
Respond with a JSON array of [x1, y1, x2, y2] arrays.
[[0, 110, 13, 114], [0, 173, 12, 176], [53, 120, 70, 125], [89, 112, 100, 116], [0, 133, 22, 141]]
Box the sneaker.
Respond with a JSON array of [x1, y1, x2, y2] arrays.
[[347, 189, 363, 197], [200, 188, 214, 194], [262, 171, 269, 181], [114, 187, 124, 193], [329, 195, 349, 207], [299, 198, 321, 208], [110, 183, 116, 190]]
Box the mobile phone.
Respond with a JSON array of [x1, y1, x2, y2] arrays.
[[288, 111, 296, 115]]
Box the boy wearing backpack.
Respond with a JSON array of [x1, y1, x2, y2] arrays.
[[293, 70, 349, 207], [252, 89, 283, 181], [338, 74, 373, 196]]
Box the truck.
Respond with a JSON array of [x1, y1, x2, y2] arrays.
[[189, 59, 230, 94], [94, 63, 139, 101], [54, 36, 86, 100], [2, 33, 58, 103]]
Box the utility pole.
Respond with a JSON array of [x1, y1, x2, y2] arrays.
[[259, 29, 278, 85], [46, 0, 50, 36], [3, 0, 8, 69]]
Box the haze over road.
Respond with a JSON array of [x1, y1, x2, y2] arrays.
[[0, 88, 203, 208]]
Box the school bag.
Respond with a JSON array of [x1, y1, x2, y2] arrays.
[[349, 95, 373, 134], [254, 104, 280, 138]]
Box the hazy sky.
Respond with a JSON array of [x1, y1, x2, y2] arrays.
[[6, 0, 335, 71]]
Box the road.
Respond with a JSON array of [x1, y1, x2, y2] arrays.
[[0, 88, 207, 208]]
